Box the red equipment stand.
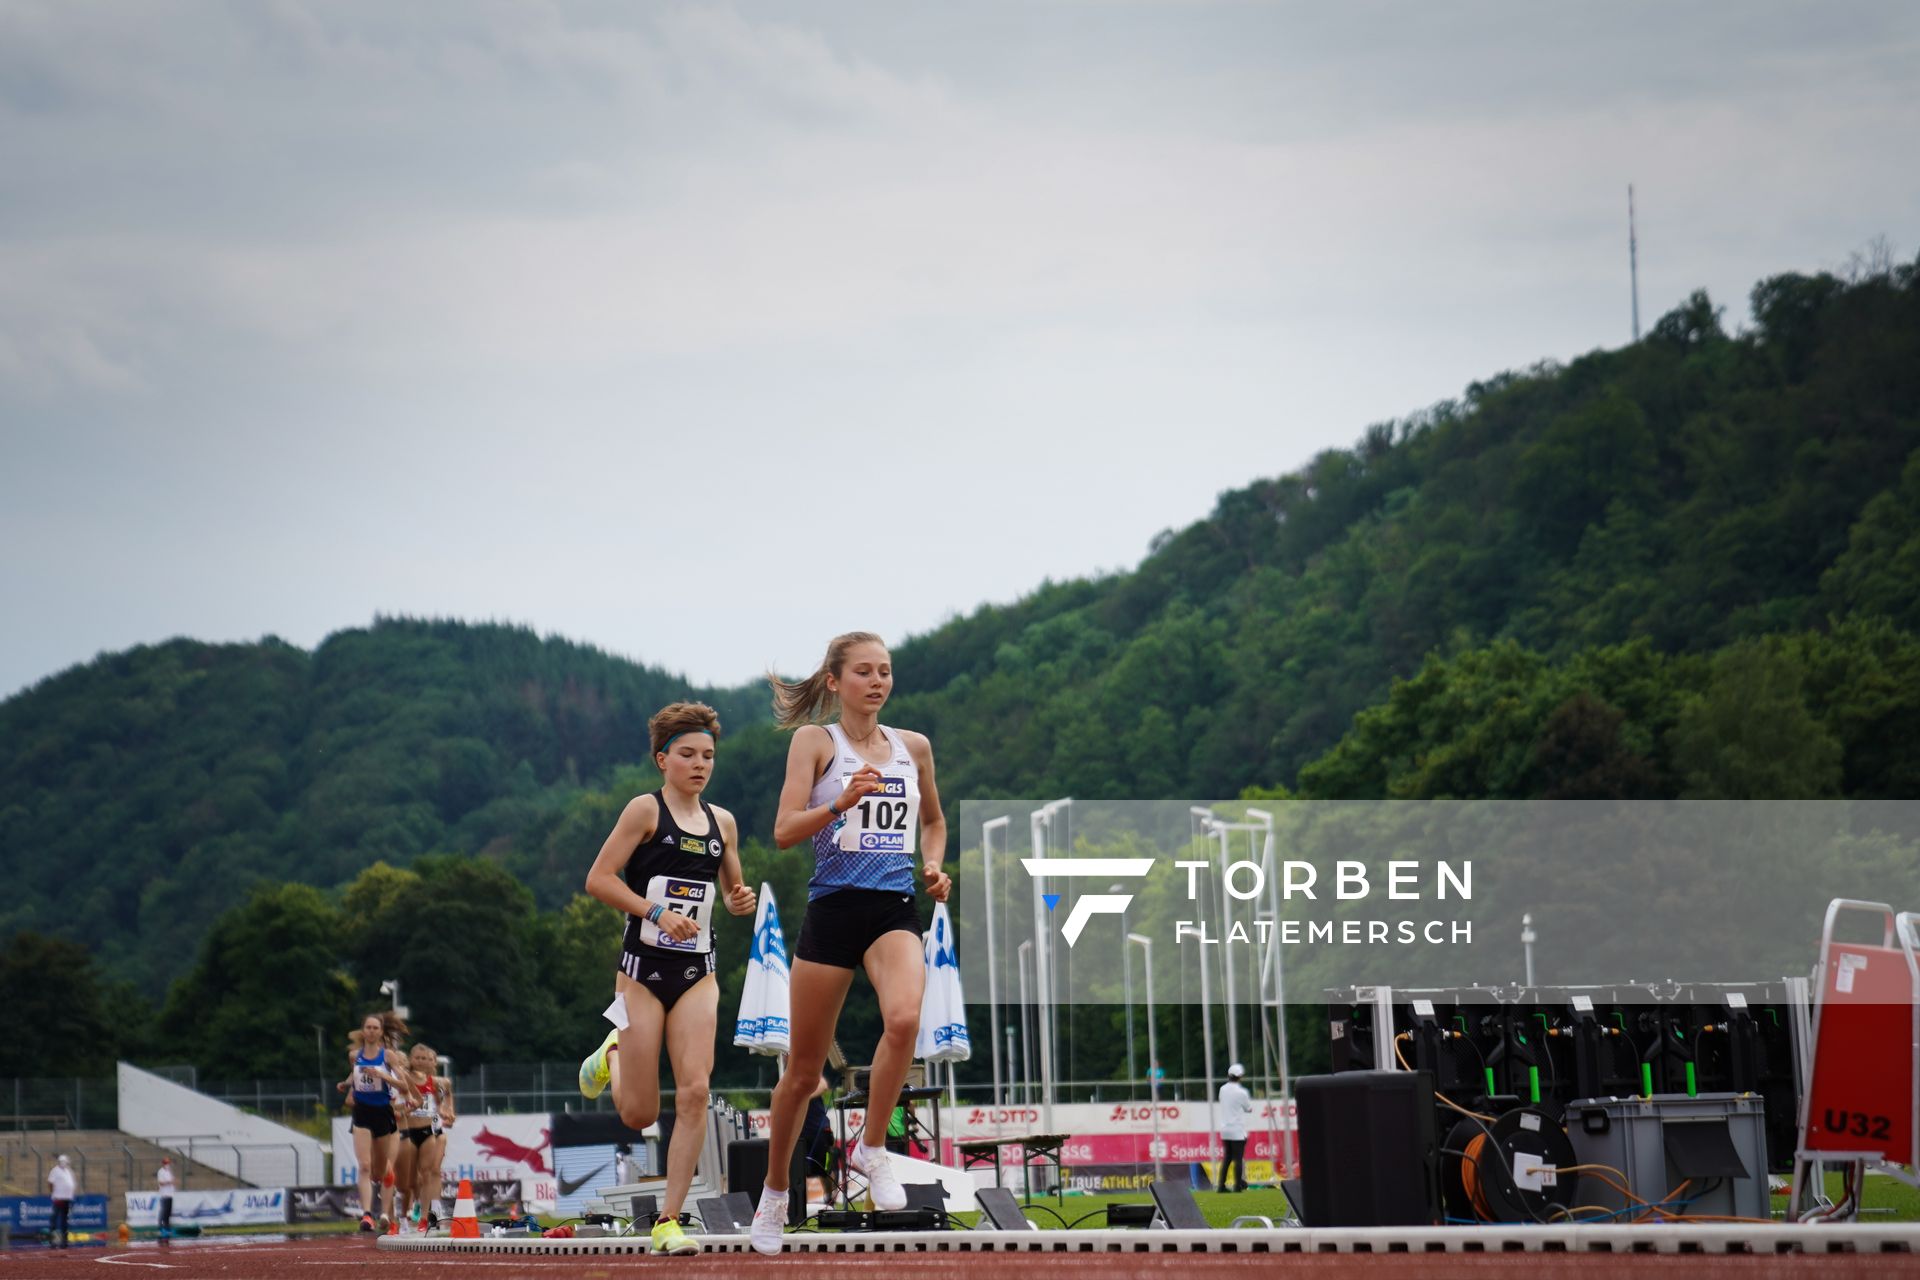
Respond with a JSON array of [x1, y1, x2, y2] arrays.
[[1789, 898, 1920, 1221]]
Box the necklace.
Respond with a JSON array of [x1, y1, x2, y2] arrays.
[[844, 721, 881, 746]]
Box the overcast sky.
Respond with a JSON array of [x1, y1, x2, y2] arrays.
[[4, 1, 1916, 698]]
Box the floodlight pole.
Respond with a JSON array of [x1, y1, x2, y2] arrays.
[[1017, 940, 1035, 1108], [1115, 885, 1136, 1099], [983, 815, 1011, 1106], [1029, 811, 1054, 1134], [1189, 807, 1219, 1153], [1030, 799, 1070, 1134], [1245, 807, 1291, 1176], [1213, 824, 1240, 1068], [1128, 932, 1161, 1183]]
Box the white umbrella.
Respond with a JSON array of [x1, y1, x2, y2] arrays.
[[916, 901, 970, 1063], [733, 882, 791, 1055]]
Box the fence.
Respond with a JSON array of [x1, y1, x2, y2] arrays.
[[7, 1068, 1272, 1138], [138, 1137, 317, 1188], [2, 1078, 117, 1131]]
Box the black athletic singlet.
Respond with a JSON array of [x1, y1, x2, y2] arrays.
[[619, 790, 723, 977]]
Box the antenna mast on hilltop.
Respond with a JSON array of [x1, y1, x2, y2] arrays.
[[1629, 184, 1642, 342]]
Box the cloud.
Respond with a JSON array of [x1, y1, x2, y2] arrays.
[[2, 1, 1917, 694]]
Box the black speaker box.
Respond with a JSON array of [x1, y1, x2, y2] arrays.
[[1295, 1070, 1441, 1227], [726, 1137, 809, 1227]]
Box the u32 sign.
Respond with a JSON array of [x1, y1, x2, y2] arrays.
[[1822, 1109, 1893, 1143]]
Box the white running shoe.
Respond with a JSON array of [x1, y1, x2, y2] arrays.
[[850, 1141, 906, 1211], [749, 1187, 788, 1256]]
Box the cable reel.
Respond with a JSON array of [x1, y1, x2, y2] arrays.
[[1442, 1107, 1579, 1223]]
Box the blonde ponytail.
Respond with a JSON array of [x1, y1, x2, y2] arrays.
[[768, 631, 886, 729]]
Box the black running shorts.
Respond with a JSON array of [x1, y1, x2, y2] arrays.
[[351, 1102, 397, 1138], [795, 888, 921, 970], [622, 947, 717, 1014]]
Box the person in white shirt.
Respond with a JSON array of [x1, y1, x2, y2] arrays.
[[47, 1154, 76, 1248], [156, 1157, 176, 1237], [1217, 1063, 1254, 1193]]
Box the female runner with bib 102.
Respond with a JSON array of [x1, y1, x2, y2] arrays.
[[749, 632, 949, 1255], [576, 701, 755, 1257]]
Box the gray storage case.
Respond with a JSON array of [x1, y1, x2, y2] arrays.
[[1564, 1092, 1770, 1221]]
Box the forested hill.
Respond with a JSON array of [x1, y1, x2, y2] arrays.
[[6, 259, 1920, 1009], [0, 621, 768, 991], [893, 269, 1920, 805]]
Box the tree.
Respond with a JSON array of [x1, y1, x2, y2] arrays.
[[344, 854, 549, 1063], [1648, 289, 1726, 350], [0, 933, 117, 1075], [156, 883, 357, 1078], [1668, 641, 1842, 798]]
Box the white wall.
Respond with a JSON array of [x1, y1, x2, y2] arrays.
[[117, 1062, 325, 1187]]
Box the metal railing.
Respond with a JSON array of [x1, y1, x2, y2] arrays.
[[142, 1135, 318, 1188], [2, 1079, 117, 1130]]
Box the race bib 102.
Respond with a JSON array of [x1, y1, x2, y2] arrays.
[[834, 775, 918, 856], [641, 875, 713, 952]]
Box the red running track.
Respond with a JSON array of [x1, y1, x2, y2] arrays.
[[4, 1239, 1919, 1280]]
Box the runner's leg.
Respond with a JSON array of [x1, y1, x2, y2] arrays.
[[660, 975, 719, 1220], [857, 930, 925, 1149], [610, 971, 668, 1132], [763, 960, 853, 1193], [353, 1123, 375, 1216]]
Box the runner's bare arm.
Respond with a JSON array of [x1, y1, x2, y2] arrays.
[[585, 794, 662, 918], [772, 724, 880, 847], [716, 807, 756, 915], [905, 730, 950, 902]]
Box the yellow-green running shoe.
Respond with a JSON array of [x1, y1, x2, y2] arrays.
[[578, 1026, 618, 1099], [650, 1214, 700, 1256]]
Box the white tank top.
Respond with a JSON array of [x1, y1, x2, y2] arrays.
[[807, 723, 920, 900]]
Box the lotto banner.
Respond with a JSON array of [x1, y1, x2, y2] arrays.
[[332, 1112, 556, 1212]]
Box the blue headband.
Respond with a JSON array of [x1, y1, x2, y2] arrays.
[[657, 730, 716, 755]]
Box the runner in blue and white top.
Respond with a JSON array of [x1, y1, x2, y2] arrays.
[[336, 1010, 416, 1233], [748, 631, 950, 1255], [806, 719, 921, 899]]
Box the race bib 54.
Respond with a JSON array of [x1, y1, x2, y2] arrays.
[[641, 875, 713, 952]]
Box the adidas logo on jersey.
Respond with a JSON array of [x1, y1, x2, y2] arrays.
[[645, 972, 662, 982]]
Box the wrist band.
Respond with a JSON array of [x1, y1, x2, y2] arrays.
[[827, 799, 843, 817], [647, 904, 664, 924]]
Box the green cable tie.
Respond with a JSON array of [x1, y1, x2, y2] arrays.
[[1685, 1062, 1697, 1097], [1528, 1065, 1540, 1104], [1640, 1062, 1653, 1097], [1484, 1067, 1496, 1098]]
